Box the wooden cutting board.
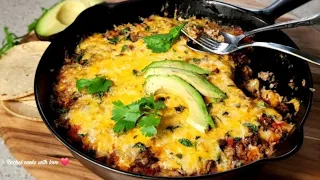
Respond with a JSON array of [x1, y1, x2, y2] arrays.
[[1, 1, 319, 180]]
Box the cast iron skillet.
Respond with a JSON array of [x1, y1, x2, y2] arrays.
[[35, 0, 313, 179]]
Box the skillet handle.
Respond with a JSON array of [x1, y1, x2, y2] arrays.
[[257, 0, 312, 22]]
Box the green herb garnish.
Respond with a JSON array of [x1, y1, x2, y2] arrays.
[[243, 123, 259, 133], [108, 37, 119, 44], [178, 138, 193, 147], [192, 58, 201, 64], [133, 142, 147, 153], [176, 154, 183, 159], [121, 45, 128, 52], [111, 95, 165, 136], [122, 27, 130, 34], [76, 77, 112, 95], [77, 134, 87, 138], [0, 27, 20, 58], [145, 26, 151, 31], [1, 8, 48, 58], [143, 23, 185, 53], [166, 125, 180, 132]]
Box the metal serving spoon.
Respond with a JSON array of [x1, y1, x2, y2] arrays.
[[182, 31, 320, 66], [220, 13, 320, 45]]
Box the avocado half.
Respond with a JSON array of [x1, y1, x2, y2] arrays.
[[35, 0, 103, 41], [144, 75, 215, 132]]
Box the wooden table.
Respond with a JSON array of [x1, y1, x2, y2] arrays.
[[0, 1, 319, 179]]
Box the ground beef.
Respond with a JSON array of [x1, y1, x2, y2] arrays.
[[258, 114, 273, 130], [129, 148, 160, 176], [204, 160, 218, 174]]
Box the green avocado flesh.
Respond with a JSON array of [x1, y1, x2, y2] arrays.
[[144, 67, 226, 100], [144, 75, 215, 132], [142, 60, 210, 74], [35, 0, 103, 38]]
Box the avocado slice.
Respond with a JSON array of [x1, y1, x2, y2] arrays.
[[144, 75, 215, 132], [35, 0, 103, 40], [142, 60, 210, 74], [144, 67, 226, 100]]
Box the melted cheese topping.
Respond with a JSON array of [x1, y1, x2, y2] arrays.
[[55, 16, 290, 175]]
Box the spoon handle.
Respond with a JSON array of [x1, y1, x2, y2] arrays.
[[237, 42, 320, 66], [244, 13, 320, 37]]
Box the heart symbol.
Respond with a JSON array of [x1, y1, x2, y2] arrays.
[[60, 158, 69, 166]]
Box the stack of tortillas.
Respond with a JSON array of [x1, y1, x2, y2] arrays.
[[0, 41, 50, 121]]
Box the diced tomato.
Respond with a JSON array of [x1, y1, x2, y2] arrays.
[[271, 122, 285, 129], [226, 138, 234, 147], [68, 125, 81, 142]]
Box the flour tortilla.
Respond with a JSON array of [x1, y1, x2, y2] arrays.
[[20, 100, 37, 108], [1, 101, 42, 121], [0, 41, 50, 100], [17, 94, 35, 101]]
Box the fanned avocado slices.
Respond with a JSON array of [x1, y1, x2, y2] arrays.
[[144, 67, 226, 100], [144, 75, 215, 132]]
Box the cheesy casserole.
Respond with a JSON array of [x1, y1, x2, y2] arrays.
[[54, 15, 298, 177]]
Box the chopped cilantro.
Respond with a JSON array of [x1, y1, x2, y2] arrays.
[[74, 51, 84, 63], [76, 77, 112, 95], [121, 27, 130, 34], [133, 142, 147, 153], [176, 154, 183, 159], [243, 123, 259, 133], [184, 50, 188, 54], [132, 69, 141, 76], [178, 138, 193, 147], [192, 58, 201, 64], [143, 23, 185, 53], [108, 37, 119, 44], [217, 153, 221, 163], [57, 108, 69, 114], [257, 101, 267, 108], [145, 26, 151, 31], [166, 125, 180, 132], [121, 45, 128, 52], [111, 95, 165, 136], [77, 134, 87, 138]]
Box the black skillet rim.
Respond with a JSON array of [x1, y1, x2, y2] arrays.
[[34, 0, 314, 179]]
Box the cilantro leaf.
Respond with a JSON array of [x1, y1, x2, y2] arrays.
[[143, 23, 185, 53], [243, 123, 259, 133], [169, 23, 185, 42], [137, 114, 161, 127], [141, 126, 157, 137], [121, 45, 128, 52], [0, 27, 20, 58], [178, 138, 193, 147], [111, 101, 128, 121], [133, 142, 147, 153], [76, 77, 112, 95], [113, 120, 136, 133], [143, 34, 173, 53], [111, 95, 165, 136], [108, 37, 119, 44]]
